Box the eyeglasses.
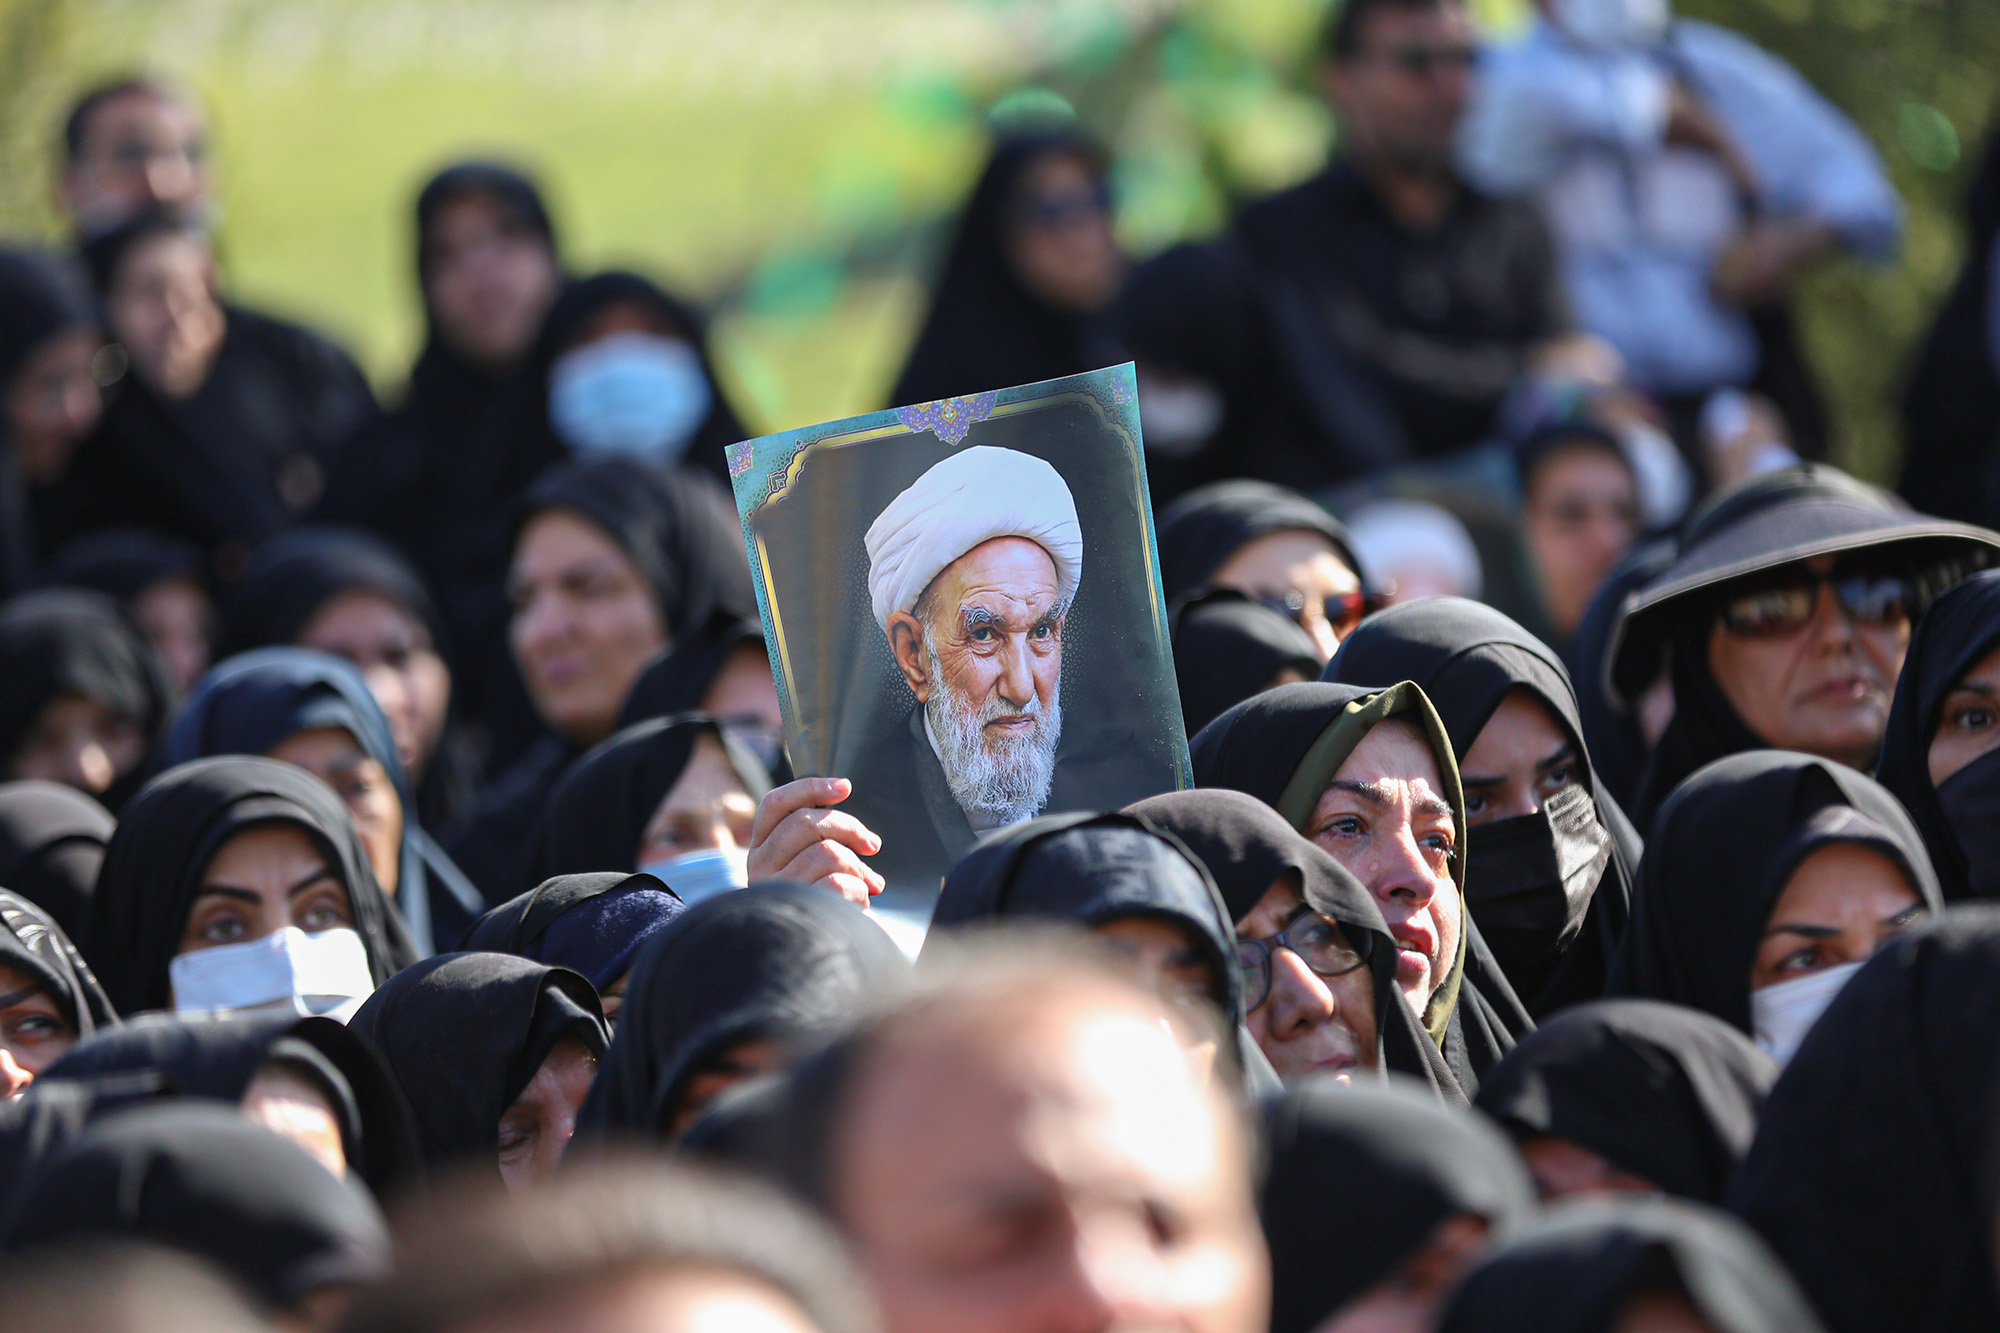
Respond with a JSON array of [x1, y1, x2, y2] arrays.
[[1716, 567, 1914, 638], [1013, 182, 1113, 231], [1256, 587, 1393, 640], [1235, 912, 1372, 1012], [1366, 43, 1478, 77]]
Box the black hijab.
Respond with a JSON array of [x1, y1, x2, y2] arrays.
[[0, 1101, 390, 1313], [927, 810, 1239, 1022], [1156, 478, 1364, 604], [1475, 999, 1775, 1204], [0, 247, 99, 592], [1189, 681, 1533, 1089], [1437, 1198, 1824, 1333], [616, 617, 786, 775], [523, 715, 769, 894], [1876, 567, 2000, 900], [1606, 464, 2000, 825], [0, 589, 171, 811], [1327, 596, 1637, 1016], [461, 871, 685, 995], [44, 1012, 419, 1197], [1607, 750, 1942, 1035], [163, 647, 484, 954], [346, 951, 607, 1181], [1127, 788, 1462, 1101], [0, 887, 115, 1036], [85, 756, 414, 1016], [1729, 908, 2000, 1333], [573, 884, 907, 1143], [529, 270, 748, 485], [0, 780, 114, 942], [43, 527, 206, 605], [217, 525, 445, 661], [1171, 589, 1322, 738], [1261, 1077, 1534, 1333], [1563, 537, 1677, 814], [889, 126, 1123, 406]]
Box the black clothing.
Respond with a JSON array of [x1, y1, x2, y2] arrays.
[[0, 1101, 389, 1312], [1327, 596, 1636, 1015], [163, 646, 484, 953], [81, 304, 376, 558], [0, 247, 102, 589], [618, 618, 763, 727], [1730, 908, 2000, 1333], [1172, 590, 1323, 738], [0, 887, 115, 1037], [1475, 999, 1775, 1203], [45, 1012, 419, 1197], [346, 951, 607, 1181], [1261, 1077, 1534, 1333], [573, 884, 906, 1143], [43, 526, 205, 605], [85, 755, 414, 1015], [0, 588, 171, 810], [1607, 750, 1942, 1035], [1127, 788, 1462, 1101], [1438, 1197, 1825, 1333], [1563, 537, 1677, 813], [1189, 680, 1534, 1093], [460, 871, 683, 993], [1604, 464, 2000, 825], [0, 780, 114, 941], [522, 715, 769, 894], [1156, 478, 1364, 603], [890, 129, 1123, 407], [1876, 568, 2000, 900]]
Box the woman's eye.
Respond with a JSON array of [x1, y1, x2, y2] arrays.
[[1421, 833, 1455, 862], [1777, 947, 1820, 975], [6, 1014, 60, 1041], [1540, 765, 1576, 791], [1318, 816, 1364, 839], [201, 915, 247, 944], [300, 905, 341, 931], [1954, 707, 1994, 733], [1464, 793, 1487, 816]]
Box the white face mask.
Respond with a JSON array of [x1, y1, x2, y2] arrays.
[[1551, 0, 1670, 49], [640, 846, 749, 906], [169, 926, 375, 1019], [1751, 960, 1863, 1066], [549, 331, 713, 467]]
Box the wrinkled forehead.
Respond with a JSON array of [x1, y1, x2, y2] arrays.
[[930, 537, 1062, 613], [1333, 715, 1446, 792]]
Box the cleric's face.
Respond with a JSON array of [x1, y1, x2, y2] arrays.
[[919, 536, 1064, 725]]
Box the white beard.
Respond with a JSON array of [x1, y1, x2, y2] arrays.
[[924, 635, 1062, 828]]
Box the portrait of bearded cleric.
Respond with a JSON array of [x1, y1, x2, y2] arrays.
[[728, 366, 1190, 917]]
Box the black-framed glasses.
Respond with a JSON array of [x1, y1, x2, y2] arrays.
[[1235, 912, 1373, 1012], [1716, 566, 1915, 639], [1256, 587, 1393, 639]]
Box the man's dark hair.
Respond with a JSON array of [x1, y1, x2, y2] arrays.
[[341, 1158, 877, 1333], [61, 76, 184, 162], [1320, 0, 1463, 61]]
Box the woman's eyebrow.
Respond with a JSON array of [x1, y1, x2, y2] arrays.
[[285, 868, 339, 898], [1763, 922, 1842, 939], [0, 985, 44, 1009]]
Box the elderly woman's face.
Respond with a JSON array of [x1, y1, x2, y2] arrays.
[[1304, 718, 1460, 1018], [1706, 555, 1910, 771], [1234, 875, 1377, 1083], [0, 961, 77, 1099]]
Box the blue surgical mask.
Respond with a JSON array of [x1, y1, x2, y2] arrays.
[[641, 846, 749, 906], [549, 331, 713, 467]]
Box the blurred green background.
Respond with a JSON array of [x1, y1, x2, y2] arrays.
[[1, 0, 1993, 480]]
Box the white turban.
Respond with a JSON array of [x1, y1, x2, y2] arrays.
[[865, 446, 1083, 632]]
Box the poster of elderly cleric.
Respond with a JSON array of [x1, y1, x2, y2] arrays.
[[726, 363, 1191, 911]]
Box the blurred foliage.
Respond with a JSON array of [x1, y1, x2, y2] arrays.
[[0, 0, 1992, 478]]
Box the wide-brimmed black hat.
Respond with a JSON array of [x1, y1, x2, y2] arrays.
[[1605, 464, 2000, 704]]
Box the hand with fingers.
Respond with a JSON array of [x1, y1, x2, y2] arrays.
[[745, 776, 886, 908]]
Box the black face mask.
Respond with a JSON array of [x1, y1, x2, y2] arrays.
[[1936, 746, 2000, 901], [1464, 783, 1612, 995]]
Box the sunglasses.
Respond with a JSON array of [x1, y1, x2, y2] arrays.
[[1235, 912, 1373, 1012], [1256, 587, 1393, 640], [1716, 567, 1914, 638]]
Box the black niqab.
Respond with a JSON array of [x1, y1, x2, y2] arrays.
[[1876, 568, 2000, 900], [1261, 1077, 1534, 1333], [573, 884, 907, 1143], [85, 755, 414, 1015], [0, 589, 170, 811], [889, 127, 1123, 407], [1326, 597, 1637, 1015], [522, 715, 769, 893], [1728, 908, 2000, 1333], [1607, 750, 1942, 1035], [1474, 999, 1774, 1204], [1156, 478, 1364, 604], [44, 1011, 419, 1197], [345, 951, 607, 1181], [1171, 589, 1322, 738], [1437, 1197, 1825, 1333], [1126, 788, 1461, 1101], [0, 780, 115, 941], [0, 887, 115, 1036], [0, 1101, 389, 1312]]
